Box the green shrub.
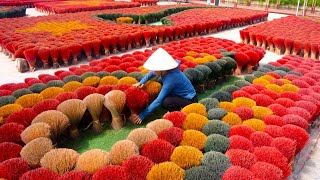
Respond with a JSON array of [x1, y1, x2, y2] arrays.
[[201, 151, 231, 179], [96, 71, 111, 78], [207, 108, 228, 120], [111, 70, 128, 79], [63, 75, 82, 83], [184, 166, 215, 180], [234, 80, 251, 88], [128, 72, 145, 82], [29, 83, 47, 93], [46, 80, 65, 88], [199, 98, 219, 111], [204, 134, 230, 153], [0, 96, 16, 107], [12, 88, 32, 98], [244, 75, 257, 83], [80, 72, 97, 80], [202, 120, 231, 137], [221, 85, 240, 94], [209, 91, 232, 102]]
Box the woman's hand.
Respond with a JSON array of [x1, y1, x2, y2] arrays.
[[133, 83, 143, 88], [129, 114, 142, 124]]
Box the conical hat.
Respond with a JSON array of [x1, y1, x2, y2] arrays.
[[143, 48, 178, 71]]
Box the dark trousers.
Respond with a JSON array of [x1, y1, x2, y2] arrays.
[[162, 95, 198, 112]]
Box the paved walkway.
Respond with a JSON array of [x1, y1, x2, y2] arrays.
[[188, 0, 320, 17]]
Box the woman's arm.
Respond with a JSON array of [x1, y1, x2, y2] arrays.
[[139, 71, 156, 85], [138, 82, 173, 120]]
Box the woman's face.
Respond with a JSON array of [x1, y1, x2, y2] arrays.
[[155, 71, 163, 76]]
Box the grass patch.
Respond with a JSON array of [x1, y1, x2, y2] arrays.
[[59, 76, 240, 153]]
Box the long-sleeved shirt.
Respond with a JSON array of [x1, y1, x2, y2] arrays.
[[138, 60, 196, 120]]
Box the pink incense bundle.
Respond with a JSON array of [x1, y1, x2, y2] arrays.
[[110, 35, 119, 54], [202, 22, 209, 34], [255, 34, 263, 47], [133, 31, 143, 48], [118, 34, 128, 52], [284, 39, 293, 55], [151, 29, 158, 46], [185, 24, 194, 38], [241, 30, 250, 44], [179, 25, 187, 39], [92, 39, 101, 59], [124, 87, 149, 114], [14, 44, 34, 60], [259, 34, 267, 49], [82, 41, 93, 61], [37, 47, 50, 69], [59, 46, 71, 66], [249, 33, 256, 46], [194, 23, 201, 36], [143, 30, 152, 47], [32, 99, 60, 114], [127, 33, 134, 50], [173, 27, 181, 41], [319, 44, 320, 60], [245, 50, 260, 73], [49, 46, 60, 68], [234, 52, 251, 75], [101, 36, 111, 56], [4, 42, 14, 56], [239, 30, 245, 43], [266, 36, 274, 52], [55, 92, 78, 103], [310, 43, 318, 59], [69, 43, 82, 65], [273, 37, 285, 55], [23, 48, 38, 72], [164, 27, 173, 43], [302, 42, 311, 58], [293, 41, 302, 56]]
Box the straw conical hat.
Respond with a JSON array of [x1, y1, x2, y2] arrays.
[[143, 48, 178, 71]]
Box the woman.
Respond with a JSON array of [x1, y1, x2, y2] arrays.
[[130, 48, 197, 124]]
